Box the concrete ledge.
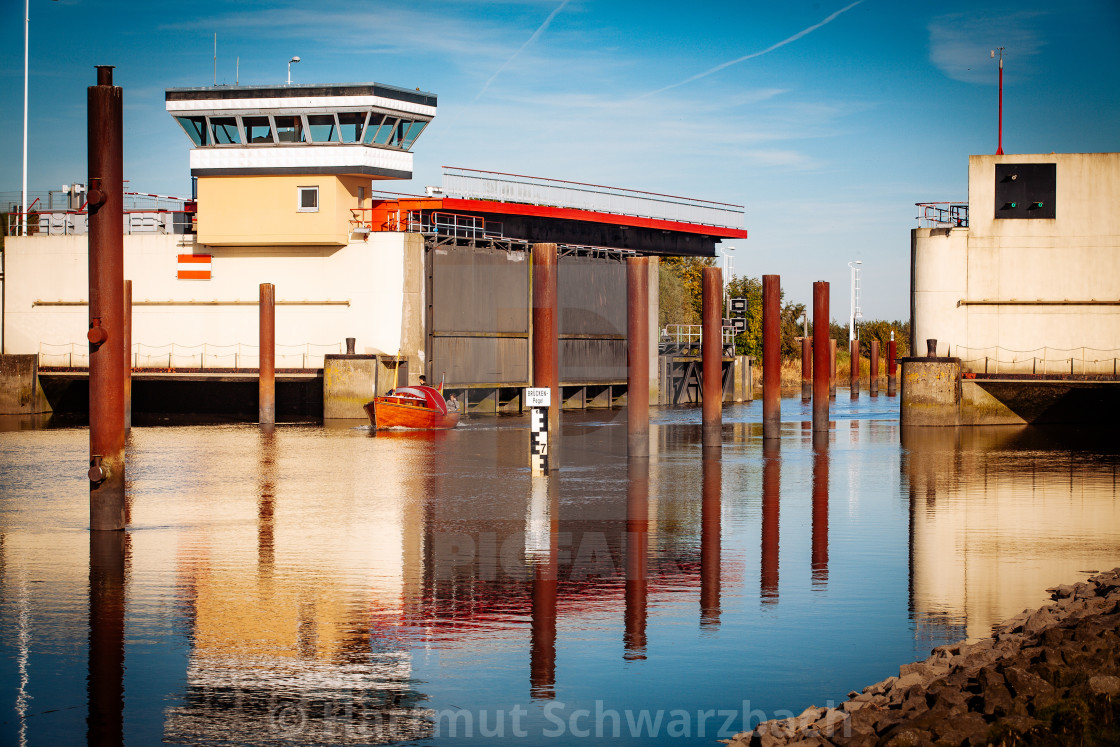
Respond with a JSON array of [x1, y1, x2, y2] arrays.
[[0, 355, 51, 415]]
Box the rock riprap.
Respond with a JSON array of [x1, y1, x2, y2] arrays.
[[725, 568, 1120, 746]]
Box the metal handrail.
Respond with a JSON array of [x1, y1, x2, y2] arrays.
[[38, 340, 344, 370], [916, 202, 968, 228]]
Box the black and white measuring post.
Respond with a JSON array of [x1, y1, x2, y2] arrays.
[[526, 386, 552, 475]]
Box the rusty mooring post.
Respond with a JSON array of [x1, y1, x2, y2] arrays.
[[87, 65, 126, 531], [812, 282, 830, 432], [533, 243, 560, 470], [870, 340, 880, 397], [850, 339, 860, 399], [530, 476, 559, 697], [762, 274, 781, 440], [811, 432, 829, 587], [887, 335, 898, 396], [627, 256, 650, 457], [801, 337, 812, 402], [123, 279, 132, 432], [625, 458, 649, 658], [701, 266, 722, 449], [829, 339, 837, 399], [700, 452, 721, 626], [761, 439, 779, 604], [259, 283, 275, 425]]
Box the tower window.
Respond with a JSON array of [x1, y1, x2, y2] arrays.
[[298, 186, 319, 212]]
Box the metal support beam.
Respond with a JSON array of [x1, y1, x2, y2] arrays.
[[701, 266, 722, 449], [762, 274, 781, 439], [812, 282, 830, 432], [627, 257, 649, 457], [533, 243, 560, 470], [259, 283, 275, 425], [87, 65, 126, 531]]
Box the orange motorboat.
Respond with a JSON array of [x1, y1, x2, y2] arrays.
[[364, 385, 460, 430]]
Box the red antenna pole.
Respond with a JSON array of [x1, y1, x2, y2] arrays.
[[993, 47, 1005, 155]]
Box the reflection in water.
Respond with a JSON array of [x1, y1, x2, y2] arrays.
[[258, 428, 276, 579], [625, 459, 649, 660], [88, 531, 127, 747], [700, 454, 721, 627], [530, 476, 558, 698], [905, 426, 1120, 641], [811, 433, 829, 588], [760, 441, 780, 604]]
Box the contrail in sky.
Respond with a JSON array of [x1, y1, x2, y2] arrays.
[[475, 0, 572, 101], [641, 0, 866, 98]]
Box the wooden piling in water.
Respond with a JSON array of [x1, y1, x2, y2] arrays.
[[812, 282, 830, 432], [627, 257, 650, 457], [701, 267, 722, 449], [762, 274, 781, 439], [87, 66, 126, 531], [259, 283, 275, 425]]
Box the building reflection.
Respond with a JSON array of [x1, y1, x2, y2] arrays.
[[904, 426, 1120, 641], [760, 440, 780, 603]]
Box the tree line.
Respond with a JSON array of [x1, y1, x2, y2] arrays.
[[659, 257, 910, 358]]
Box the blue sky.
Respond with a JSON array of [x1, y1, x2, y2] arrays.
[[2, 0, 1118, 320]]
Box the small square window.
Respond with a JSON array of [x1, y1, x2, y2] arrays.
[[298, 186, 319, 212]]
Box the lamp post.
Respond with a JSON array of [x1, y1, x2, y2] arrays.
[[847, 260, 862, 342], [287, 56, 300, 85], [21, 0, 29, 236], [720, 244, 736, 308], [991, 48, 1004, 156]]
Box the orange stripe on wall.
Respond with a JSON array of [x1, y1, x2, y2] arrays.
[[177, 270, 211, 280], [177, 254, 212, 264]]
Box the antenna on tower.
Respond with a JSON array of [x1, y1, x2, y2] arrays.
[[213, 33, 217, 86]]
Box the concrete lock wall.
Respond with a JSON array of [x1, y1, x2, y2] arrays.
[[912, 152, 1120, 373], [3, 232, 412, 368], [0, 355, 51, 414]]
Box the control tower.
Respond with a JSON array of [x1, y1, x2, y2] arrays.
[[165, 82, 436, 245]]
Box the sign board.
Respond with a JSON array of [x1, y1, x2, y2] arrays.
[[731, 317, 747, 332], [730, 297, 747, 314], [524, 387, 552, 408]]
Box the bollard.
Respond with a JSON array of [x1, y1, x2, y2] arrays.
[[700, 452, 721, 626], [259, 283, 275, 425], [627, 257, 650, 457], [760, 439, 780, 603], [123, 279, 132, 432], [87, 66, 126, 531], [762, 274, 781, 439], [801, 337, 812, 401], [811, 431, 829, 587], [345, 337, 356, 355], [532, 244, 560, 470], [887, 336, 898, 396], [701, 267, 723, 449], [926, 339, 937, 357], [850, 339, 859, 399], [625, 458, 649, 658], [870, 340, 880, 397], [812, 282, 830, 432]]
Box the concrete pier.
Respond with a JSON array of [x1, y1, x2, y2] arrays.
[[701, 267, 722, 449], [627, 257, 650, 457], [0, 355, 50, 414], [899, 357, 961, 426], [87, 66, 126, 531], [812, 282, 830, 432], [323, 353, 379, 419], [258, 283, 275, 425], [762, 274, 781, 439]]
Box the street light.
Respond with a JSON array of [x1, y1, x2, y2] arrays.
[[848, 260, 862, 342], [287, 56, 301, 85]]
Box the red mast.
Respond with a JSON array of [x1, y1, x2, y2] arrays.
[[992, 47, 1004, 155]]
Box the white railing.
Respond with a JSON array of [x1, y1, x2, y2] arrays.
[[443, 167, 745, 229], [956, 346, 1120, 375], [916, 202, 968, 228], [37, 341, 343, 370], [662, 324, 737, 349], [7, 210, 194, 236]]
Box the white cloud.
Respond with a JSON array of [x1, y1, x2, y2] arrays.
[[928, 10, 1047, 84]]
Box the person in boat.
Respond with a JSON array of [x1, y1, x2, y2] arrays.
[[419, 375, 427, 386], [447, 394, 459, 412]]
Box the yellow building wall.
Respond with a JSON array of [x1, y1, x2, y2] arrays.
[[196, 174, 371, 246]]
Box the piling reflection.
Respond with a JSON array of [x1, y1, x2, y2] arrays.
[[700, 454, 721, 627], [530, 475, 559, 697], [625, 458, 650, 658], [904, 425, 1120, 641], [258, 428, 276, 579], [811, 432, 829, 588], [88, 531, 128, 747], [760, 440, 780, 604]]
